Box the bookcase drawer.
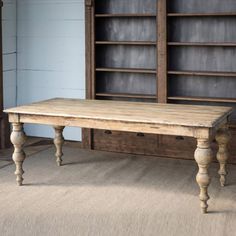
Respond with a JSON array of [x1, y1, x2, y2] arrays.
[[93, 129, 158, 155]]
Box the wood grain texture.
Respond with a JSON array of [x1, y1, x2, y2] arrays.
[[96, 73, 156, 96], [83, 0, 94, 149], [95, 0, 157, 14], [53, 126, 65, 166], [194, 139, 213, 213], [5, 98, 232, 213], [85, 0, 236, 164], [93, 130, 159, 155], [96, 18, 156, 42], [216, 127, 231, 186], [10, 123, 27, 186], [168, 0, 236, 13], [4, 98, 232, 129], [157, 0, 167, 103]]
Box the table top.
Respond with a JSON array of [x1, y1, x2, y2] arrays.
[[4, 98, 233, 128]]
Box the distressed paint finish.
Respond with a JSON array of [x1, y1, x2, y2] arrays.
[[53, 126, 65, 166], [194, 139, 213, 213], [216, 126, 231, 186], [4, 98, 233, 213], [10, 123, 27, 186]]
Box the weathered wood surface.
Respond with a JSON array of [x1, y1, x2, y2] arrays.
[[157, 0, 167, 103], [4, 98, 233, 213], [86, 0, 236, 164], [4, 98, 232, 129]]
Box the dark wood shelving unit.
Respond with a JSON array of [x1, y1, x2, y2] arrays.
[[85, 0, 236, 163]]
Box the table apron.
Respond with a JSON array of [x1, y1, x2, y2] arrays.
[[8, 113, 213, 139]]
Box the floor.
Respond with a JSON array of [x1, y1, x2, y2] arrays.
[[0, 139, 236, 236]]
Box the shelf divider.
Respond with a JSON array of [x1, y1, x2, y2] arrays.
[[168, 70, 236, 77], [168, 42, 236, 47], [96, 41, 156, 45], [168, 96, 236, 103], [167, 12, 236, 17], [95, 13, 156, 18], [96, 93, 156, 99], [96, 68, 157, 74]]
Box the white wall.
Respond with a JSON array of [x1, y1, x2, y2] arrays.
[[16, 0, 85, 141], [2, 0, 17, 109]]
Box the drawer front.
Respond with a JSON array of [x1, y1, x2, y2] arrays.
[[93, 129, 158, 155], [157, 128, 236, 164], [158, 135, 196, 160], [92, 128, 236, 164], [228, 127, 236, 164]]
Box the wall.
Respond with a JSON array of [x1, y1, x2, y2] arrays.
[[17, 0, 85, 141], [2, 0, 17, 109]]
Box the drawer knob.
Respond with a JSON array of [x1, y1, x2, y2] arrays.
[[137, 132, 144, 137], [104, 130, 112, 135], [176, 136, 184, 140]]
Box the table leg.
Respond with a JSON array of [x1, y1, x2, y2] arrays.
[[194, 139, 213, 214], [215, 127, 230, 187], [10, 123, 27, 186], [53, 126, 65, 166]]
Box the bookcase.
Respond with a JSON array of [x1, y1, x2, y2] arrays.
[[84, 0, 236, 163]]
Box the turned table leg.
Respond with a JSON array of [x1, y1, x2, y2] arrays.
[[194, 139, 213, 214], [10, 123, 27, 186], [215, 127, 230, 187], [53, 126, 65, 166]]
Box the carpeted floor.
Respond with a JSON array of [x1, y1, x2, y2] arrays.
[[0, 145, 236, 236]]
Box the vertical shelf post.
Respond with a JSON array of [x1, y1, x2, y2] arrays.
[[157, 0, 167, 103], [83, 0, 95, 149]]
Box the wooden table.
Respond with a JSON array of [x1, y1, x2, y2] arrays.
[[4, 98, 233, 213]]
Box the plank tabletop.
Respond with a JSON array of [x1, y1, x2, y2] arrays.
[[4, 98, 233, 128]]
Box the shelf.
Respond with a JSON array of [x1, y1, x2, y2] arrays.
[[96, 41, 156, 46], [168, 12, 236, 17], [96, 93, 156, 99], [168, 70, 236, 77], [95, 13, 156, 18], [96, 68, 156, 74], [168, 96, 236, 103], [168, 42, 236, 47]]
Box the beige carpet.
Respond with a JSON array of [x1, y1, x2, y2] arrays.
[[0, 146, 236, 236]]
